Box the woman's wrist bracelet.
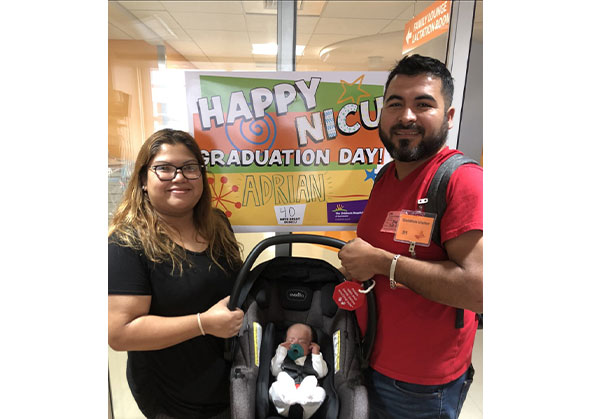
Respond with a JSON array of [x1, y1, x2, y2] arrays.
[[197, 312, 206, 336]]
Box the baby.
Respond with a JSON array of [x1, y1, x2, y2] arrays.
[[269, 323, 328, 419]]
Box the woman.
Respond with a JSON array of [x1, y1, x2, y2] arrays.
[[108, 128, 244, 419]]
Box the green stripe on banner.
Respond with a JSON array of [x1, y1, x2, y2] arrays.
[[199, 75, 384, 112]]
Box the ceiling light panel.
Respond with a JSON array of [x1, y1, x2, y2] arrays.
[[243, 0, 277, 15], [252, 43, 305, 56], [248, 31, 277, 45]]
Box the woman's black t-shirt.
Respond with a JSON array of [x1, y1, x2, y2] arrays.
[[108, 241, 236, 418]]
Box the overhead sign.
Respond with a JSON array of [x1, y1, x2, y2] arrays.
[[402, 0, 452, 55], [185, 71, 389, 232]]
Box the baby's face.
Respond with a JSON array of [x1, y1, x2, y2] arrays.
[[286, 324, 312, 356]]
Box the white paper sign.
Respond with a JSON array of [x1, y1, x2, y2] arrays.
[[274, 204, 306, 225]]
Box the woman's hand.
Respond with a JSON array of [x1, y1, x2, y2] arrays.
[[200, 296, 244, 338]]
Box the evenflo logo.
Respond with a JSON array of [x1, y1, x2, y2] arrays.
[[287, 289, 307, 301]]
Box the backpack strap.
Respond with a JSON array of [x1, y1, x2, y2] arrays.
[[422, 153, 479, 328], [369, 154, 480, 329], [423, 153, 479, 247]]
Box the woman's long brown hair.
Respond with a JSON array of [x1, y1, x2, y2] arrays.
[[109, 129, 242, 274]]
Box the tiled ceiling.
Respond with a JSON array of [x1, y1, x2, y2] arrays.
[[109, 0, 483, 71]]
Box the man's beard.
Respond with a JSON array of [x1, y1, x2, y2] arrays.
[[379, 120, 449, 162]]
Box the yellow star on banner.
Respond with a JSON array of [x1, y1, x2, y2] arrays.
[[337, 75, 371, 105]]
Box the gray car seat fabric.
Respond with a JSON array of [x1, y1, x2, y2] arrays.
[[229, 255, 368, 419]]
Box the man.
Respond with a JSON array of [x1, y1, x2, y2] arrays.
[[338, 54, 482, 419]]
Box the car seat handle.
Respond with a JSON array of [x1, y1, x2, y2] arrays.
[[228, 234, 346, 310], [225, 233, 377, 369]]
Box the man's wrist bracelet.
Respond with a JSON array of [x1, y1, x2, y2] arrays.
[[389, 254, 400, 290]]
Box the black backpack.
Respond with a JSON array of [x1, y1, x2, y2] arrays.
[[372, 153, 482, 329]]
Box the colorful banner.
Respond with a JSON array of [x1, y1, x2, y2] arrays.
[[186, 71, 389, 232]]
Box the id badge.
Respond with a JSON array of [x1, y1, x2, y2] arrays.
[[380, 211, 401, 233], [394, 210, 436, 247]]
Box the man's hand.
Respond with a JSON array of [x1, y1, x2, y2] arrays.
[[338, 238, 389, 282], [338, 232, 483, 312]]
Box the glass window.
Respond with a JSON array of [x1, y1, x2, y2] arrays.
[[297, 1, 448, 71], [109, 2, 279, 416], [293, 0, 450, 256], [457, 0, 483, 163]]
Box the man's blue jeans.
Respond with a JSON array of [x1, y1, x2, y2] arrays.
[[365, 365, 474, 419]]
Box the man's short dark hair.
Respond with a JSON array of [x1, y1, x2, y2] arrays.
[[384, 54, 454, 110]]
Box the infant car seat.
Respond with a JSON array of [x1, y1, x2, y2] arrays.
[[226, 234, 376, 419]]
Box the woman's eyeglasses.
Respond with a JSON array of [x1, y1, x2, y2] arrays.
[[149, 164, 205, 181]]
